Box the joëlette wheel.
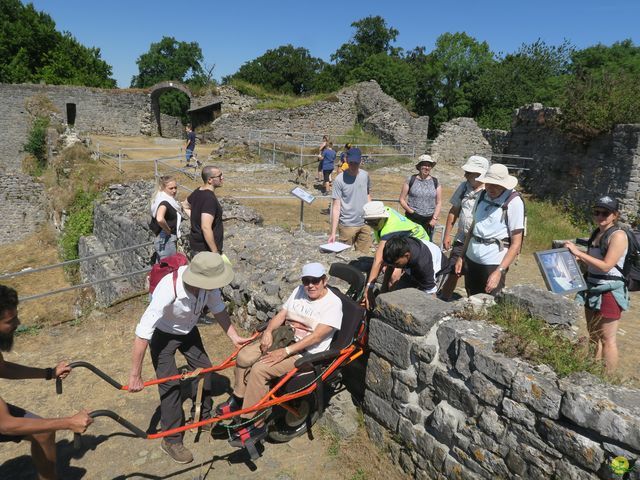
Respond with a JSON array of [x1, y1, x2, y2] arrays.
[[266, 396, 319, 443]]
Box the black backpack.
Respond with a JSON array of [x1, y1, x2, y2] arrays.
[[587, 224, 640, 291], [408, 175, 438, 191]]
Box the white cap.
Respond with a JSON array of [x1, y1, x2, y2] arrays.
[[301, 262, 326, 278], [363, 201, 389, 219]]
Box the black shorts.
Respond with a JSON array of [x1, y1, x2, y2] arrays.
[[0, 404, 39, 443], [323, 169, 333, 182], [464, 256, 507, 297]]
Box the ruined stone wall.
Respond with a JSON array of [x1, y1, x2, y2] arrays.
[[506, 104, 640, 220], [363, 288, 640, 480], [159, 113, 184, 139], [208, 81, 429, 151], [430, 118, 493, 165], [481, 129, 510, 154], [0, 83, 152, 173], [1, 173, 48, 245]]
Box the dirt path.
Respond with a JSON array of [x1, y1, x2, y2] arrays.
[[0, 298, 407, 480]]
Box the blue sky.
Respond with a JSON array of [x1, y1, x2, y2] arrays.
[[27, 0, 640, 88]]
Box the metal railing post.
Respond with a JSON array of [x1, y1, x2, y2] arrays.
[[299, 200, 304, 231]]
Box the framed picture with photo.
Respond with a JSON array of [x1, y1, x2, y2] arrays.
[[534, 247, 587, 295]]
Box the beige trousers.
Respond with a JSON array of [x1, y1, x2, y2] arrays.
[[233, 342, 299, 418], [338, 224, 373, 252]]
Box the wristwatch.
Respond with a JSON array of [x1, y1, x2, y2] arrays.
[[497, 266, 506, 274], [367, 282, 376, 289]]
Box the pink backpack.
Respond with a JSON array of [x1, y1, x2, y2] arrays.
[[148, 253, 189, 295]]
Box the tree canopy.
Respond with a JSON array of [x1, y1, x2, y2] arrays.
[[0, 0, 115, 87]]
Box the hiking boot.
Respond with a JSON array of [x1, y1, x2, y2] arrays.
[[215, 395, 241, 417], [160, 440, 193, 464], [228, 423, 267, 448]]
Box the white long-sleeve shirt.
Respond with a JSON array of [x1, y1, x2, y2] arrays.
[[135, 266, 226, 340]]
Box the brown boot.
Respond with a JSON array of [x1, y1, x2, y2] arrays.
[[161, 439, 193, 464]]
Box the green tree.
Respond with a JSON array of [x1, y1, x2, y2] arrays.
[[0, 0, 115, 87], [473, 40, 572, 129], [131, 36, 205, 88], [225, 44, 325, 94], [348, 53, 417, 106], [331, 16, 400, 84], [414, 32, 493, 135]]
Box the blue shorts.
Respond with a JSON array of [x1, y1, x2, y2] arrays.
[[185, 149, 194, 162], [0, 404, 39, 443]]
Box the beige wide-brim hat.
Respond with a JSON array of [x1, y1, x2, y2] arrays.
[[415, 154, 436, 168], [477, 163, 518, 190], [182, 252, 234, 290], [462, 155, 490, 175]]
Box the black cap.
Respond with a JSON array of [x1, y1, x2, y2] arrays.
[[594, 196, 619, 212]]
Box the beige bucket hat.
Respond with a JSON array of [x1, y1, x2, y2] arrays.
[[462, 155, 490, 175], [362, 201, 389, 219], [477, 163, 518, 190], [182, 252, 234, 290]]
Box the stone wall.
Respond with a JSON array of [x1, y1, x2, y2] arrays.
[[208, 81, 429, 151], [363, 288, 640, 479], [481, 129, 510, 155], [506, 104, 640, 221], [0, 83, 152, 173], [0, 173, 48, 245], [430, 118, 493, 165], [159, 113, 184, 139]]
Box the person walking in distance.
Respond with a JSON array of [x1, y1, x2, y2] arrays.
[[183, 166, 224, 257], [185, 124, 197, 167]]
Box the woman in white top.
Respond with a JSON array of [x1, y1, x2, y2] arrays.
[[150, 175, 182, 261], [218, 263, 342, 447], [454, 164, 524, 296], [564, 196, 629, 373]]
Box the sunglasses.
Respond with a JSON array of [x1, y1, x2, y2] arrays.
[[301, 276, 323, 286], [592, 209, 612, 218]]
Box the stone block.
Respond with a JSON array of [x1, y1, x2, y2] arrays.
[[365, 353, 393, 400], [397, 402, 424, 425], [466, 444, 511, 478], [505, 448, 527, 476], [468, 371, 504, 407], [433, 369, 479, 416], [392, 378, 411, 403], [317, 389, 359, 440], [363, 390, 399, 432], [363, 414, 384, 446], [474, 348, 521, 387], [418, 386, 436, 411], [412, 339, 437, 364], [443, 454, 482, 480], [392, 365, 418, 389], [375, 288, 451, 335], [398, 416, 417, 446], [368, 317, 413, 369], [417, 362, 437, 386], [501, 285, 581, 326], [501, 397, 536, 428], [560, 376, 640, 451], [506, 423, 563, 460], [477, 409, 506, 439], [427, 400, 467, 444], [554, 461, 599, 480], [538, 418, 605, 472], [511, 368, 562, 419]]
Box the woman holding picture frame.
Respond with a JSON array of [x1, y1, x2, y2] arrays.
[[564, 196, 629, 373]]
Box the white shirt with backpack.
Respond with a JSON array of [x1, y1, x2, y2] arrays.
[[135, 266, 226, 340], [449, 181, 484, 244], [467, 189, 525, 265]]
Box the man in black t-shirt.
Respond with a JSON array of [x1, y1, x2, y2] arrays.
[[183, 166, 224, 257], [185, 124, 196, 166], [382, 236, 445, 294]]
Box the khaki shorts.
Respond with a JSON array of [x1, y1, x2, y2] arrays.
[[338, 224, 373, 253]]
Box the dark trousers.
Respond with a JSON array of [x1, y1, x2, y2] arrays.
[[150, 328, 213, 444], [406, 211, 434, 240], [464, 256, 507, 297]]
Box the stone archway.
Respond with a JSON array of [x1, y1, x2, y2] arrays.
[[149, 81, 193, 137]]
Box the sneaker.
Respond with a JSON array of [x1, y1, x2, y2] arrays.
[[160, 440, 193, 464], [215, 395, 241, 417], [228, 423, 267, 448]]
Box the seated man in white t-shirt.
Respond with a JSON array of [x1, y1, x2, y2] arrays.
[[217, 263, 343, 447], [454, 164, 525, 296]]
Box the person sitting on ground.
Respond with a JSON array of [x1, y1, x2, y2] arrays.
[[564, 196, 630, 373], [361, 201, 429, 308], [127, 252, 251, 464], [216, 263, 342, 448], [149, 175, 183, 261], [381, 236, 444, 294], [454, 164, 524, 297], [0, 285, 92, 480], [328, 147, 373, 252], [439, 156, 489, 300], [399, 154, 442, 239], [318, 142, 336, 194]]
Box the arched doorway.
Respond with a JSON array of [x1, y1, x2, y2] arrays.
[[149, 81, 193, 138]]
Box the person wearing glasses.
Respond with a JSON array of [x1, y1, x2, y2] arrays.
[[183, 166, 225, 258], [361, 201, 429, 309], [564, 196, 629, 373], [399, 154, 442, 239], [216, 263, 342, 447]]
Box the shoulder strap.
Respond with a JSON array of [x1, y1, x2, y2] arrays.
[[458, 183, 469, 202], [408, 174, 418, 190], [432, 177, 438, 190]]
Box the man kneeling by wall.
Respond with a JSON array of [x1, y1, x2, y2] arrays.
[[381, 236, 445, 294], [0, 285, 92, 480]]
